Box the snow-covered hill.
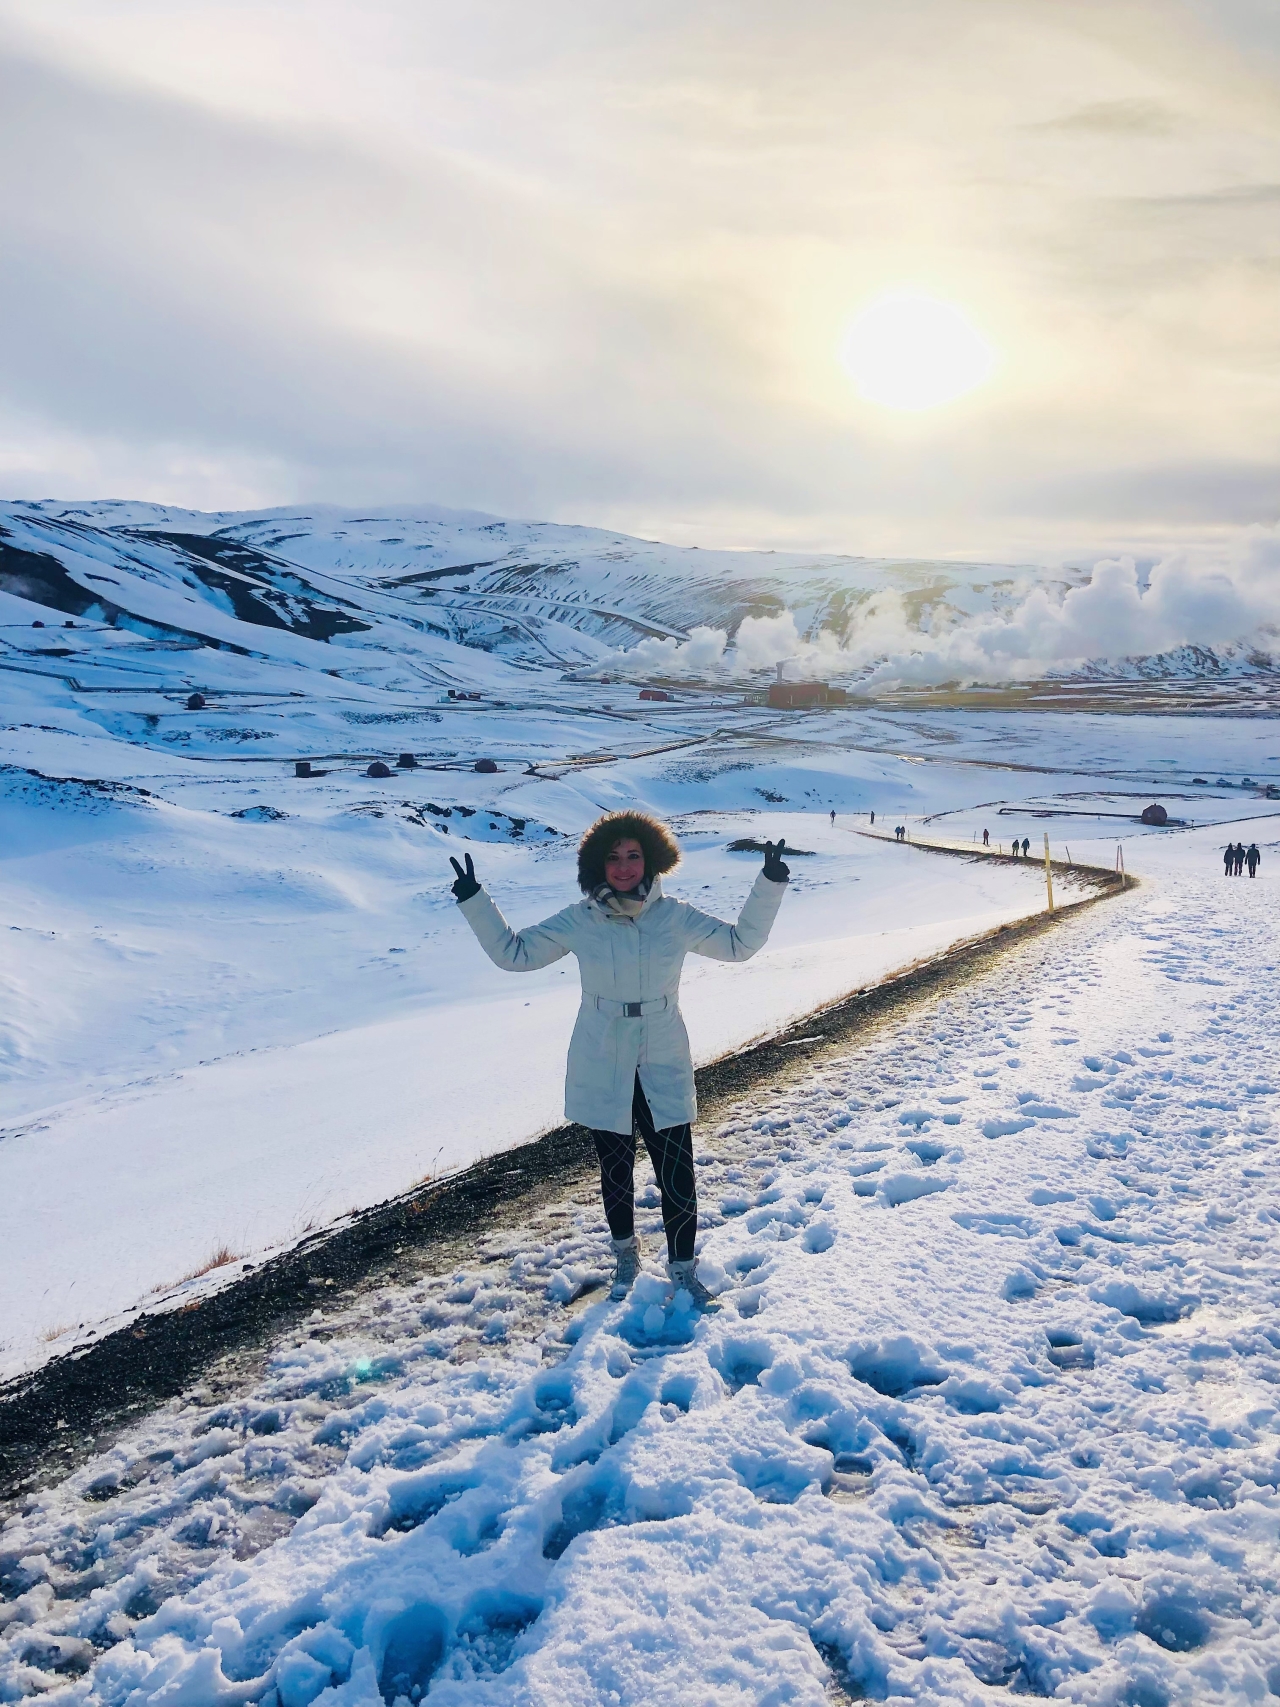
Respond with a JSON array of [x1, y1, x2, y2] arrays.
[[5, 498, 1276, 689], [3, 492, 1278, 1375], [1, 498, 1066, 682]]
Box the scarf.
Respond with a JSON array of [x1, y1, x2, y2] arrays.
[[593, 880, 648, 920]]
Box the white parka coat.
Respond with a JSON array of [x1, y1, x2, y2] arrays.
[[458, 870, 786, 1133]]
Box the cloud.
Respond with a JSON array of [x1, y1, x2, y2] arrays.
[[847, 537, 1280, 686], [612, 529, 1280, 686], [614, 611, 825, 679], [1025, 461, 1280, 526], [730, 612, 807, 672], [610, 625, 728, 676], [859, 551, 1278, 687], [1, 3, 1279, 554], [1034, 98, 1181, 135]]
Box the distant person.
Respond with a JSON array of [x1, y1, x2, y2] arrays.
[[1247, 842, 1261, 877], [982, 828, 989, 847], [449, 811, 788, 1310], [1224, 844, 1235, 876], [1022, 837, 1031, 858], [1010, 838, 1019, 858], [1234, 842, 1246, 876], [830, 809, 836, 825], [870, 810, 875, 825]]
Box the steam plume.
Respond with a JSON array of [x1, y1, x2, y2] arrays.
[[611, 529, 1280, 688]]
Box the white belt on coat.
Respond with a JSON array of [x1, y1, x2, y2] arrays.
[[592, 994, 670, 1018]]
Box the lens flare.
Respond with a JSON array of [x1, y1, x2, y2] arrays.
[[840, 291, 996, 411]]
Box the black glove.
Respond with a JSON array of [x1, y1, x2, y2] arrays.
[[449, 853, 481, 901], [763, 839, 790, 882]]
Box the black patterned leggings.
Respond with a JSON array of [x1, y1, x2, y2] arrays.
[[590, 1076, 697, 1262]]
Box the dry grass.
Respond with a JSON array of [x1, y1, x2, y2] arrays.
[[39, 1322, 74, 1343], [180, 1244, 242, 1283]]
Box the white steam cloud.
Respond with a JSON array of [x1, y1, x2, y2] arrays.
[[612, 529, 1280, 689], [613, 624, 728, 675]]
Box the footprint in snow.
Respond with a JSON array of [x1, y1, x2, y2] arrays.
[[983, 1116, 1035, 1139], [878, 1171, 952, 1208], [903, 1138, 947, 1165], [951, 1210, 1035, 1239]]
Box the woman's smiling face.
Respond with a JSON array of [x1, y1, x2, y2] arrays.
[[604, 837, 646, 893]]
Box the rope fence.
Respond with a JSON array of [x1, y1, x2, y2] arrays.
[[853, 826, 1129, 894]]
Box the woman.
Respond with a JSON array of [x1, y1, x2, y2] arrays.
[[449, 812, 789, 1308]]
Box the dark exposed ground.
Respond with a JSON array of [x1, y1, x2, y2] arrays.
[[865, 677, 1280, 717], [0, 851, 1124, 1502]]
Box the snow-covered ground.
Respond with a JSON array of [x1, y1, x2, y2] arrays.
[[0, 780, 1068, 1371], [4, 496, 1280, 1702], [3, 574, 1276, 1370], [2, 818, 1277, 1705]]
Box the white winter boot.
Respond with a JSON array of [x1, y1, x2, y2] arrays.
[[667, 1258, 720, 1312], [610, 1235, 642, 1300]]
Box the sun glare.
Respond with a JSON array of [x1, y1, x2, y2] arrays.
[[839, 291, 996, 412]]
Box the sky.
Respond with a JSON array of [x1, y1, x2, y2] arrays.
[[1, 0, 1278, 560]]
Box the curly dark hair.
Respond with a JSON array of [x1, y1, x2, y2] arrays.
[[577, 810, 681, 893]]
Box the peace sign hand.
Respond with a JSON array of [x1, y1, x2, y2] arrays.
[[763, 839, 790, 882], [449, 852, 481, 901]]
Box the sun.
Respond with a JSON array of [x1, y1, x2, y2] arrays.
[[839, 291, 996, 412]]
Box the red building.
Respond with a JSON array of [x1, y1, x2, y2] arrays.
[[767, 681, 848, 709]]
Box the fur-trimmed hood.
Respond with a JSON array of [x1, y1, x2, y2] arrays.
[[577, 811, 680, 893]]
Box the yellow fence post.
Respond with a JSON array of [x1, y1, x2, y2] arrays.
[[1043, 832, 1055, 914]]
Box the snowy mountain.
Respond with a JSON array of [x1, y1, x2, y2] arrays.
[[6, 498, 1275, 693], [1, 498, 1063, 683], [1058, 642, 1279, 682]]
